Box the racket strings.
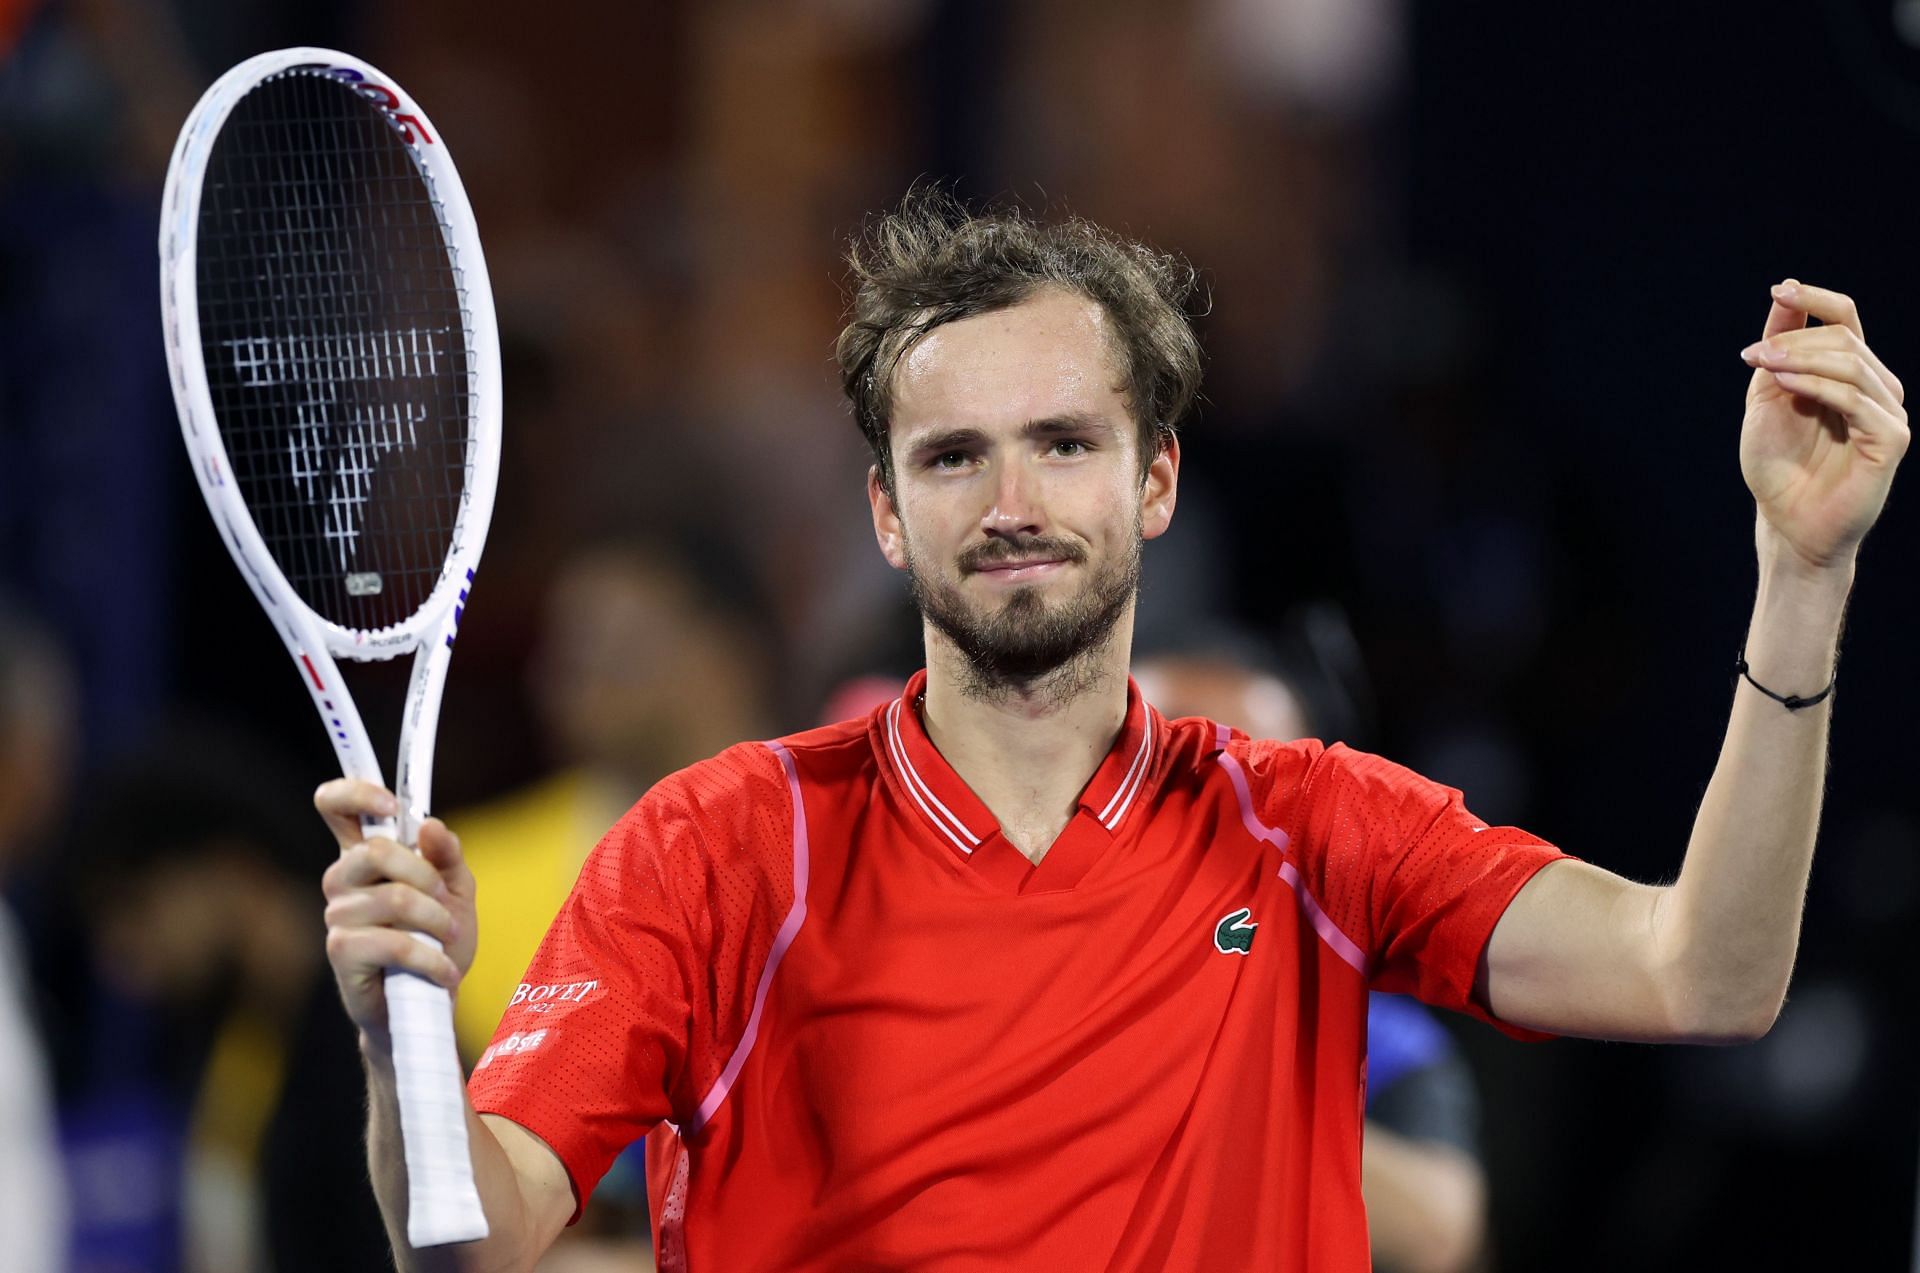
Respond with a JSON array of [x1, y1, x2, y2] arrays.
[[197, 68, 474, 634]]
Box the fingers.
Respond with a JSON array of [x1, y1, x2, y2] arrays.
[[323, 836, 451, 903], [1743, 327, 1905, 414], [321, 826, 471, 1033], [325, 879, 459, 946], [416, 817, 475, 899], [1766, 369, 1908, 450], [1766, 279, 1864, 340], [325, 925, 462, 992], [314, 778, 400, 852], [1759, 278, 1809, 343]]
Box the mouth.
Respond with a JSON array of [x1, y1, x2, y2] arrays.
[[970, 558, 1071, 583]]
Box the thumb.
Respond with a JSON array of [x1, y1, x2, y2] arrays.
[[1760, 277, 1808, 341]]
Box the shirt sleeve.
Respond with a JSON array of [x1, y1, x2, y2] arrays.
[[466, 742, 796, 1216], [1250, 739, 1572, 1039]]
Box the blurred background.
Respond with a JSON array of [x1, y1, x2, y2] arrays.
[[3, 0, 1918, 1268]]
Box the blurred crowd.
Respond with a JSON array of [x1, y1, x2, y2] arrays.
[[4, 0, 1918, 1269]]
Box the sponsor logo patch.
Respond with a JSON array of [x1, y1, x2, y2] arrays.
[[1214, 907, 1258, 955], [509, 979, 599, 1013], [475, 1028, 550, 1070]]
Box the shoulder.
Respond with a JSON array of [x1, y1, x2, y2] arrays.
[[1227, 733, 1455, 809], [761, 713, 876, 785], [610, 740, 794, 844], [598, 717, 873, 862], [1163, 722, 1459, 827], [1154, 713, 1326, 792]]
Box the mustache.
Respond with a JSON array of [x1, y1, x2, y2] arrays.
[[958, 537, 1088, 573]]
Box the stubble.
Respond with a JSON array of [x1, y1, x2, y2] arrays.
[[905, 525, 1141, 707]]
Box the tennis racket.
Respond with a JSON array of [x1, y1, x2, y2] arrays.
[[159, 47, 498, 1247]]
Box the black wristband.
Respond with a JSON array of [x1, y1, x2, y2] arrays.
[[1734, 646, 1835, 711]]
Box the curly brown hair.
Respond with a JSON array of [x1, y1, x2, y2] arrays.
[[835, 189, 1204, 491]]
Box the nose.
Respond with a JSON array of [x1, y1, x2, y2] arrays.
[[982, 455, 1044, 539]]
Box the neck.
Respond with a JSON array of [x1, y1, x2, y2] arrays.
[[919, 613, 1134, 864]]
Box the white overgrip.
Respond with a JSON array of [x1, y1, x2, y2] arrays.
[[359, 798, 486, 1248], [386, 961, 488, 1246]]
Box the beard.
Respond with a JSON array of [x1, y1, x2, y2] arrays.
[[905, 525, 1141, 703]]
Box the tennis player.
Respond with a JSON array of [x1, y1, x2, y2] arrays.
[[317, 195, 1907, 1270]]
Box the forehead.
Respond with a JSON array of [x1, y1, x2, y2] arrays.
[[889, 288, 1131, 444]]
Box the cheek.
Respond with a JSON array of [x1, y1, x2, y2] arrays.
[[1064, 472, 1147, 544], [894, 489, 967, 555]]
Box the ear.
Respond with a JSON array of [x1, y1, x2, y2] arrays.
[[868, 466, 909, 571], [1139, 434, 1179, 541]]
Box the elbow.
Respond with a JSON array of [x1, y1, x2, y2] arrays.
[[1684, 1006, 1778, 1046], [1664, 974, 1789, 1045], [1648, 911, 1791, 1044], [1718, 995, 1785, 1045]]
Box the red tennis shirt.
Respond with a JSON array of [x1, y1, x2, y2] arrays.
[[468, 670, 1567, 1270]]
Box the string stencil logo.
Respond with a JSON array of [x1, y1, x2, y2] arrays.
[[225, 328, 448, 570], [294, 399, 428, 569]]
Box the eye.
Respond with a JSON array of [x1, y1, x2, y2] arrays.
[[1050, 439, 1087, 457], [933, 450, 971, 470]]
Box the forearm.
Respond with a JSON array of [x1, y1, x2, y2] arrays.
[[363, 1036, 545, 1273], [1654, 542, 1852, 1039]]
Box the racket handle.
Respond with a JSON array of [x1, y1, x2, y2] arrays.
[[385, 952, 491, 1246]]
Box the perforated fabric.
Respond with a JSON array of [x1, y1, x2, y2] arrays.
[[468, 697, 1568, 1270], [1231, 733, 1571, 1038], [466, 740, 797, 1214]]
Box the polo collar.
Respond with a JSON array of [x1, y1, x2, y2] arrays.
[[882, 668, 1162, 860]]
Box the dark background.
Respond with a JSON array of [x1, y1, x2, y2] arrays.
[[3, 0, 1916, 1266]]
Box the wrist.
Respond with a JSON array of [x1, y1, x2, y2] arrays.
[[1753, 555, 1853, 632], [1755, 521, 1858, 595], [360, 1027, 397, 1077], [1742, 551, 1850, 705]]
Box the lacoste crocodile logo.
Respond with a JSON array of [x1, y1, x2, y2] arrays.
[[1214, 907, 1257, 955]]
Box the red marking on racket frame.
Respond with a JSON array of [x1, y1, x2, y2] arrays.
[[393, 113, 433, 144], [352, 78, 434, 144], [298, 65, 436, 145], [298, 653, 326, 691]]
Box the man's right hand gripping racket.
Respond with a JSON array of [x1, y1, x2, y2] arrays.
[[159, 48, 499, 1247]]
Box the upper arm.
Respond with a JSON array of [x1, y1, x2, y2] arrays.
[[1267, 741, 1570, 1034], [482, 1113, 579, 1255], [1475, 858, 1682, 1041]]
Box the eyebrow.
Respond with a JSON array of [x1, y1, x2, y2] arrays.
[[903, 412, 1116, 456]]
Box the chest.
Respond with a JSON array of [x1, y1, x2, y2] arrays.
[[742, 793, 1371, 1167]]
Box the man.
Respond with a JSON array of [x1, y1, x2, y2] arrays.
[[317, 194, 1907, 1270]]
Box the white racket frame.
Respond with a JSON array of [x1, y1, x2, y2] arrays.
[[159, 46, 498, 1248]]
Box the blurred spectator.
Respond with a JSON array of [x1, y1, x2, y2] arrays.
[[448, 542, 773, 1270], [63, 724, 388, 1272], [452, 540, 773, 1053], [0, 604, 76, 1273], [1134, 614, 1487, 1273]]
